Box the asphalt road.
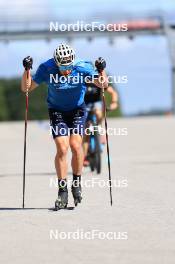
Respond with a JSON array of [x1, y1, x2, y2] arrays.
[[0, 116, 175, 264]]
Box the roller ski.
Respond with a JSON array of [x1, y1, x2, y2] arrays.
[[55, 182, 68, 210], [71, 183, 82, 207]]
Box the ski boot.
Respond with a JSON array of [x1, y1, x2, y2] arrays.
[[55, 185, 68, 210], [71, 183, 82, 206]]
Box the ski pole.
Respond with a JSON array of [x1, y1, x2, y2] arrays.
[[101, 75, 113, 206], [22, 69, 29, 208]]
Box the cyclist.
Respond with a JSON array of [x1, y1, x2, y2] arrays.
[[83, 83, 118, 166], [21, 43, 108, 208]]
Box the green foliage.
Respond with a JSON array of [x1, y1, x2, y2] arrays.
[[105, 89, 122, 118], [1, 79, 25, 120], [0, 84, 9, 120], [27, 83, 48, 120], [0, 78, 48, 121]]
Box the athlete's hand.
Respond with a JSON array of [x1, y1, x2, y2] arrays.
[[95, 57, 106, 73], [109, 102, 118, 110], [23, 56, 33, 71]]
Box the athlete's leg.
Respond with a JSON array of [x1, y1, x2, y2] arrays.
[[83, 134, 89, 158], [49, 109, 70, 180], [95, 108, 103, 123], [94, 102, 103, 124], [70, 134, 84, 175], [83, 132, 91, 166], [94, 102, 106, 144], [54, 136, 69, 180]]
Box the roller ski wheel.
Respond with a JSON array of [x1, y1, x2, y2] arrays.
[[55, 189, 68, 210], [71, 185, 82, 207]]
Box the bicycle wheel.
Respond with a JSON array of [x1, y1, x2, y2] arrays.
[[89, 154, 95, 172], [89, 136, 95, 172], [94, 133, 101, 174]]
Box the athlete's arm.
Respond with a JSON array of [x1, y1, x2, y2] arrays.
[[93, 57, 108, 89], [93, 70, 108, 89], [21, 70, 38, 93], [107, 85, 119, 110], [21, 56, 47, 93], [21, 56, 38, 93]]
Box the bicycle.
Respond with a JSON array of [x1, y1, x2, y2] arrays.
[[85, 104, 103, 174]]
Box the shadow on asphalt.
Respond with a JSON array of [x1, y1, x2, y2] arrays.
[[0, 171, 88, 177], [48, 207, 75, 211], [0, 171, 90, 177], [0, 207, 75, 211], [0, 172, 56, 177]]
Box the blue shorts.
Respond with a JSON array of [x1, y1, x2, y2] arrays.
[[49, 106, 87, 138]]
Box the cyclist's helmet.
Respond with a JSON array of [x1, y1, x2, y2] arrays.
[[53, 43, 75, 66]]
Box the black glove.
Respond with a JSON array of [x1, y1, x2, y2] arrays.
[[23, 56, 33, 71], [95, 57, 106, 73]]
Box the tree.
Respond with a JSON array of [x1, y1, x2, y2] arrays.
[[0, 84, 9, 120]]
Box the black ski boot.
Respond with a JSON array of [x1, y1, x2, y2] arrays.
[[71, 181, 82, 206], [55, 180, 68, 210]]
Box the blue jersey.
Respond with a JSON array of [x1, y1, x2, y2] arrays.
[[33, 58, 98, 111]]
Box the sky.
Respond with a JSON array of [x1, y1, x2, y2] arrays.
[[0, 0, 175, 115], [1, 0, 175, 21]]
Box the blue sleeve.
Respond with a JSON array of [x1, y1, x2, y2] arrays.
[[75, 61, 99, 80], [32, 64, 47, 85], [83, 63, 98, 79]]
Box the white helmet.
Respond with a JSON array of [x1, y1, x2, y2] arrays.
[[53, 43, 75, 66]]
